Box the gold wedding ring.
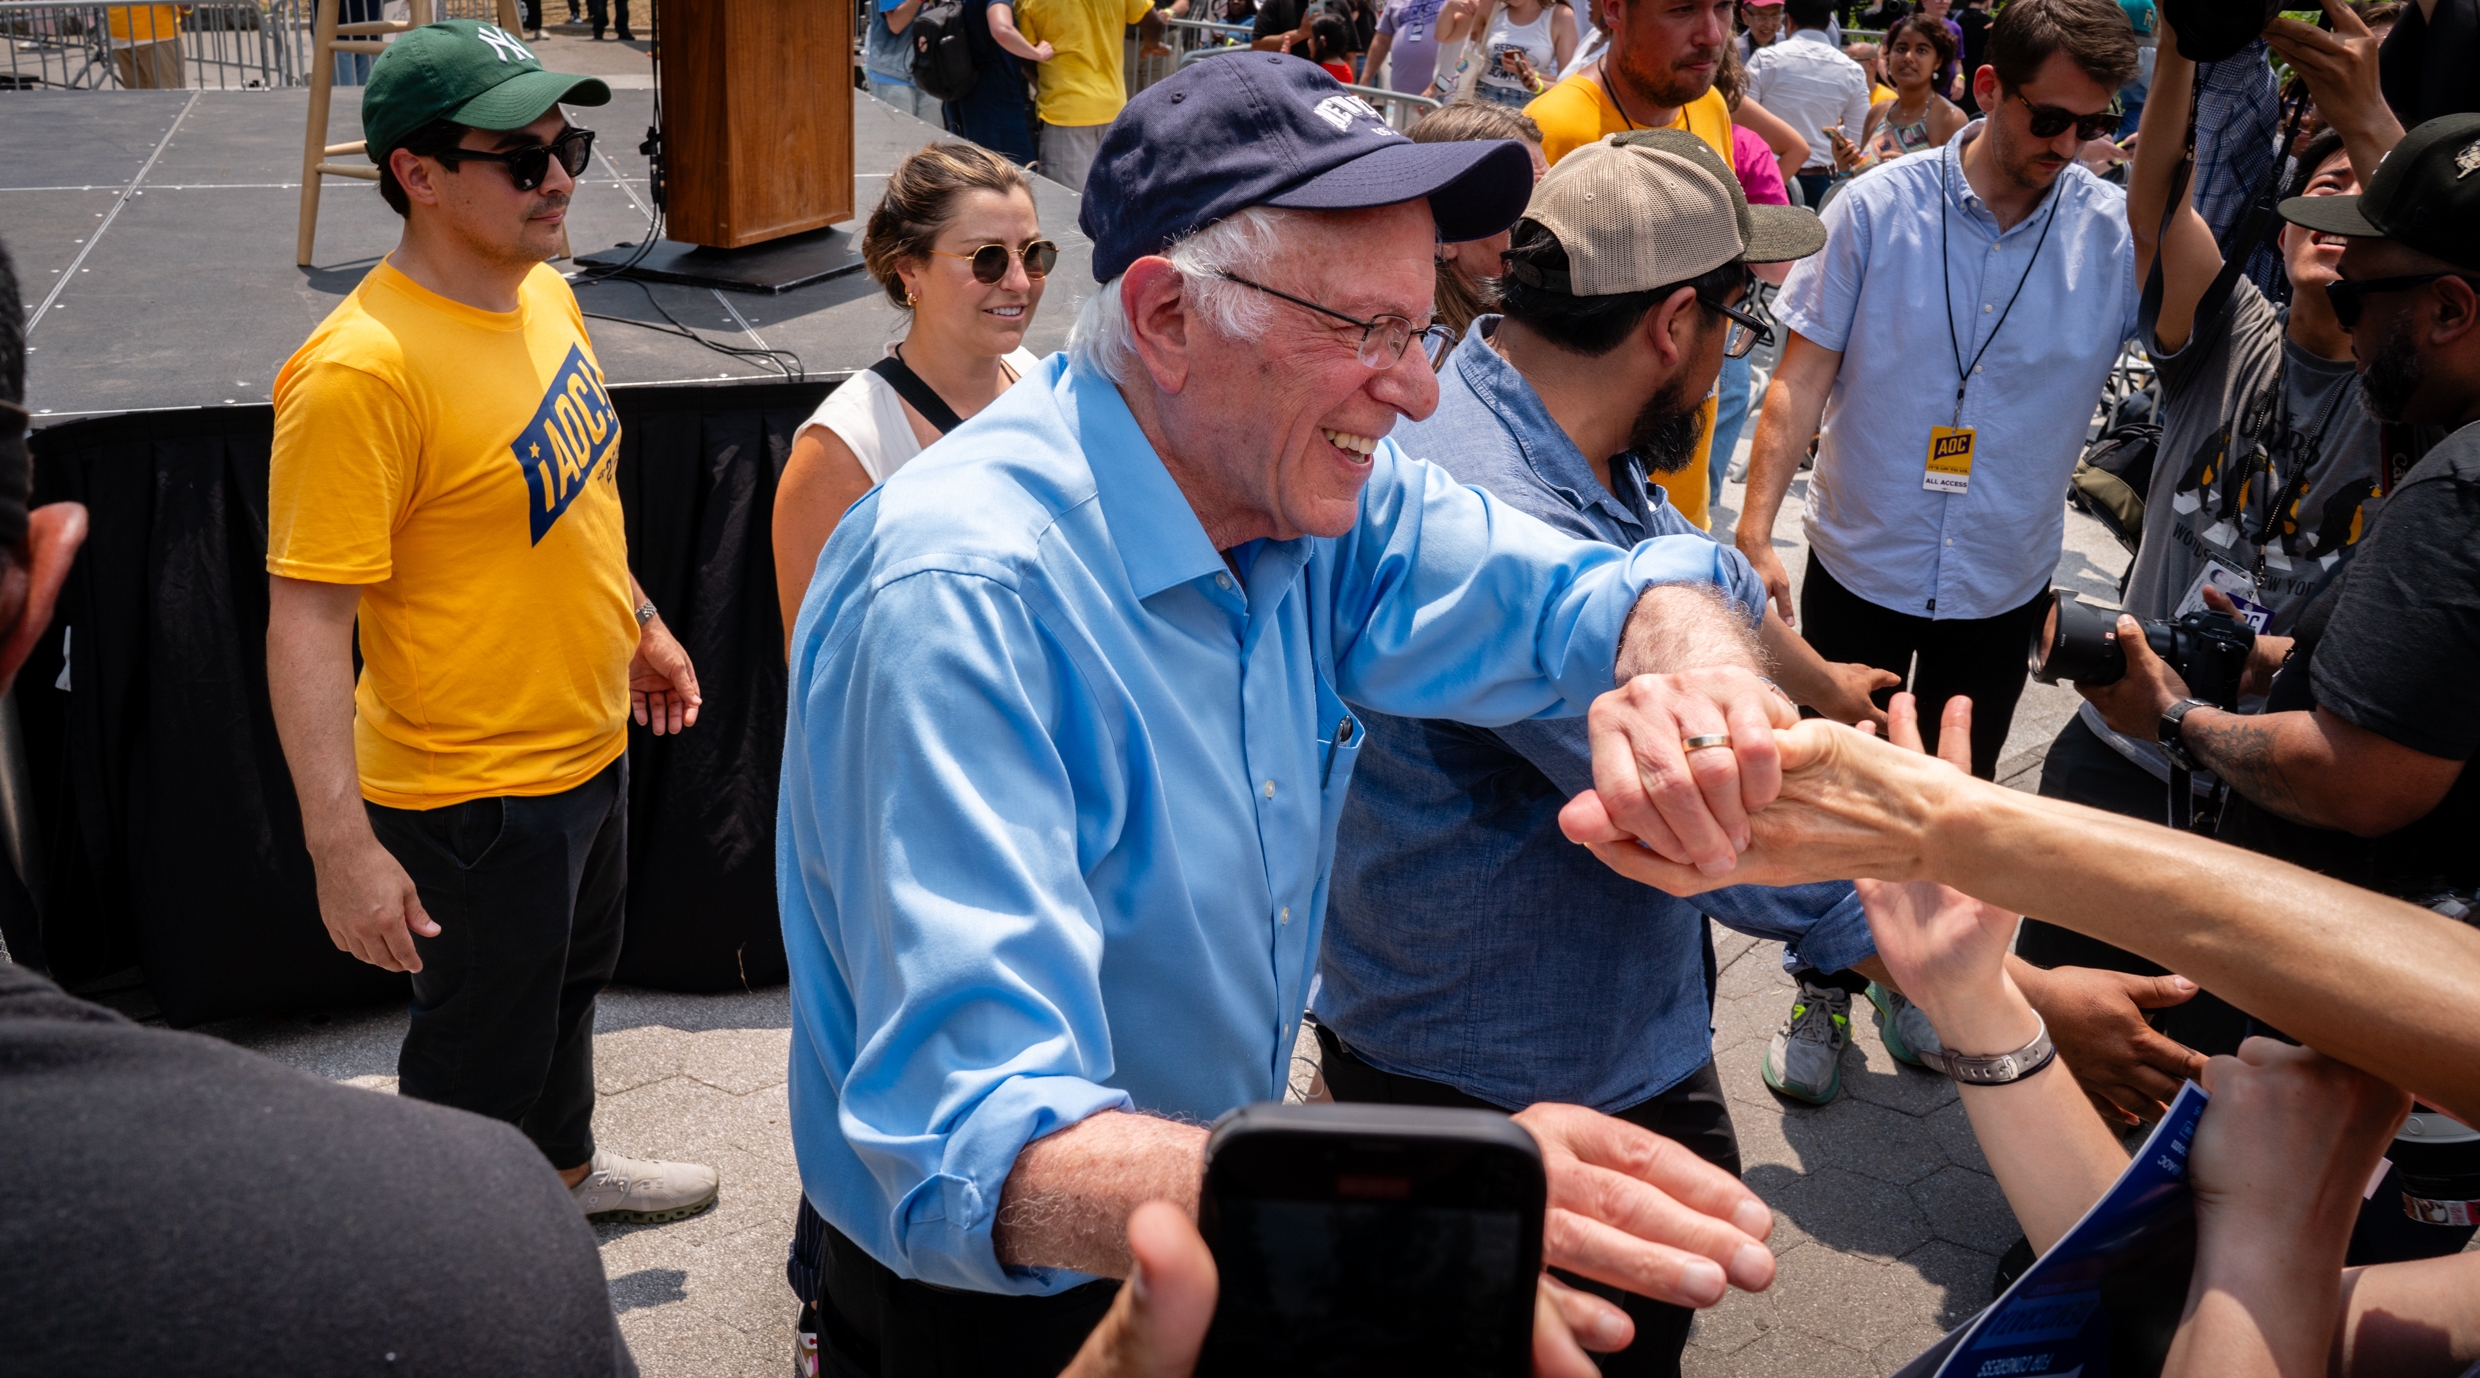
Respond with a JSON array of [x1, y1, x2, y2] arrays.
[[1680, 734, 1734, 752]]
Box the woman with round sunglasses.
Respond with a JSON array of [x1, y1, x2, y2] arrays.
[[773, 141, 1056, 647]]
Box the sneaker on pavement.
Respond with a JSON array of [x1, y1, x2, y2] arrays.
[[1763, 980, 1851, 1105], [570, 1149, 719, 1224], [1867, 981, 1946, 1069]]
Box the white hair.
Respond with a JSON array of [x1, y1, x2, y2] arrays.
[[1065, 206, 1309, 386]]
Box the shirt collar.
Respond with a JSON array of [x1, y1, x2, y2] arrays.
[[1058, 359, 1233, 600], [1785, 25, 1834, 45], [1454, 317, 1646, 534]]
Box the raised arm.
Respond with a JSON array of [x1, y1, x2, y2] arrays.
[[2263, 0, 2405, 189], [2126, 8, 2225, 355]]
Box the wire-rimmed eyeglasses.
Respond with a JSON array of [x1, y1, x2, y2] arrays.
[[1703, 281, 1775, 360], [1211, 270, 1457, 369]]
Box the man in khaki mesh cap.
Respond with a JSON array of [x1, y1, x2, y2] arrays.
[[1315, 126, 1905, 1373]]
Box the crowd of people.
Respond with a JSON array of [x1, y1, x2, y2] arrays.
[[8, 0, 2480, 1375]]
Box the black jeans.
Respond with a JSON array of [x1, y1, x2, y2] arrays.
[[1316, 1024, 1741, 1378], [585, 0, 629, 34], [796, 1206, 1119, 1378], [1797, 550, 2051, 779], [367, 756, 627, 1171]]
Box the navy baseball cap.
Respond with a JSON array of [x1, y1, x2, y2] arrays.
[[1079, 55, 1535, 283]]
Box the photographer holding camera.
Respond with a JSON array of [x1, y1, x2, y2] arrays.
[[2017, 1, 2404, 1074], [2079, 109, 2480, 1264]]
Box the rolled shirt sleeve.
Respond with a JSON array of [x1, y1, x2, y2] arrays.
[[1774, 181, 1872, 354]]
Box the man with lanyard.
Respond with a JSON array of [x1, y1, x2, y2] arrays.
[[780, 60, 1790, 1377], [1734, 0, 2143, 1104], [2019, 3, 2406, 1107], [1525, 0, 1738, 529]]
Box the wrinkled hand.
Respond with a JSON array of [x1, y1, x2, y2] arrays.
[[310, 834, 439, 973], [630, 615, 703, 735], [2199, 587, 2290, 698], [2264, 3, 2400, 147], [2190, 1039, 2409, 1250], [1586, 666, 1800, 878], [2074, 614, 2191, 739], [1511, 1103, 1777, 1310], [2019, 965, 2209, 1125], [1562, 716, 1955, 897], [1053, 1201, 1634, 1378]]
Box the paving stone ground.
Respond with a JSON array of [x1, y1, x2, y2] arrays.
[[202, 385, 2141, 1375]]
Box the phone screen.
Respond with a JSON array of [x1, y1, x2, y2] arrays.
[[1202, 1195, 1528, 1374]]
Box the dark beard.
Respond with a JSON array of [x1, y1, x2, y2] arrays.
[[1627, 371, 1708, 474], [1609, 43, 1715, 113], [2358, 313, 2423, 423]]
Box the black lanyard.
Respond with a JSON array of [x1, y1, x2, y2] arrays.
[[1939, 148, 2063, 428]]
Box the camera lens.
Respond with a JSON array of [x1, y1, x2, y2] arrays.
[[2027, 590, 2129, 686]]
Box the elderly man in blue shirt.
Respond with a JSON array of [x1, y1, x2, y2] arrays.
[[780, 57, 1807, 1378]]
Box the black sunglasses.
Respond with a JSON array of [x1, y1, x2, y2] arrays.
[[930, 240, 1061, 284], [434, 127, 595, 192], [2013, 92, 2119, 142], [2324, 272, 2475, 329]]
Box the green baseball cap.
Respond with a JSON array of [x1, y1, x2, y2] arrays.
[[2280, 113, 2480, 274], [361, 19, 610, 166]]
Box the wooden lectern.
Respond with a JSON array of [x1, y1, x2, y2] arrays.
[[660, 0, 856, 248]]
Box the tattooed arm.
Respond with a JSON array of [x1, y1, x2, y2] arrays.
[[2177, 706, 2463, 837]]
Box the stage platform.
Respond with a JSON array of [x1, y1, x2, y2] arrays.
[[5, 87, 1088, 420]]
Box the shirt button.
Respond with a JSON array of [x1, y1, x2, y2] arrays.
[[1215, 573, 1233, 590], [1983, 303, 1994, 312], [1279, 906, 1291, 925], [1263, 779, 1276, 799], [1973, 365, 1983, 374], [1945, 538, 1954, 546]]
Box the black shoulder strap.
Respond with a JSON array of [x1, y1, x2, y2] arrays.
[[868, 350, 967, 436]]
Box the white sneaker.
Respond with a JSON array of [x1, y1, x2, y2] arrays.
[[570, 1149, 719, 1224]]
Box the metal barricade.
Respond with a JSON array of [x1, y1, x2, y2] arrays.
[[1, 0, 312, 91], [1126, 15, 1247, 96], [1161, 37, 1439, 130]]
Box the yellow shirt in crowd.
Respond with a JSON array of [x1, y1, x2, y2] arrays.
[[1524, 77, 1736, 529], [1015, 0, 1156, 127], [106, 5, 184, 41], [268, 260, 637, 810]]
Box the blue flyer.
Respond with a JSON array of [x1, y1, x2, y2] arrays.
[[1892, 1081, 2210, 1378]]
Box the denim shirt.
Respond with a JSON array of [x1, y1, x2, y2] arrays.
[[780, 353, 1758, 1294], [1315, 320, 1877, 1113]]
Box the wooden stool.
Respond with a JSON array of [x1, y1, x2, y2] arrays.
[[295, 0, 526, 266]]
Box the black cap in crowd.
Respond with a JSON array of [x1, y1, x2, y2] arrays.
[[2280, 113, 2480, 274]]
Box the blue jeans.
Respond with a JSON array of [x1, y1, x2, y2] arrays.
[[1706, 349, 1753, 540]]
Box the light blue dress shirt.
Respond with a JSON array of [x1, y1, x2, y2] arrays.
[[1777, 120, 2139, 621], [779, 353, 1753, 1295]]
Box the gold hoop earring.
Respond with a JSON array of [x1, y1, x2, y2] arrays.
[[904, 289, 918, 307]]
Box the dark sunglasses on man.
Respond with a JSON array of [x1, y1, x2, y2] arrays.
[[434, 126, 596, 192], [2325, 271, 2478, 329], [2014, 92, 2120, 143], [930, 240, 1062, 284]]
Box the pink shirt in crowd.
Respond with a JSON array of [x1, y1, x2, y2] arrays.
[[1730, 123, 1789, 206]]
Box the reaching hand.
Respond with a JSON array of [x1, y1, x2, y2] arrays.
[[629, 615, 703, 735], [1810, 658, 1899, 730], [1585, 666, 1800, 878], [1510, 1102, 1777, 1308], [2019, 965, 2210, 1125], [2074, 613, 2193, 740], [2190, 1039, 2409, 1245]]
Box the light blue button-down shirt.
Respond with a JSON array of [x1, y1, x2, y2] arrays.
[[1778, 120, 2139, 620], [779, 353, 1753, 1295]]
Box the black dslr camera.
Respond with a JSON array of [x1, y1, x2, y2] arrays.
[[2027, 591, 2258, 712], [2161, 0, 2286, 62]]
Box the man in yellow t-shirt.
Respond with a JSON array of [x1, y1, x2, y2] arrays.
[[106, 5, 187, 89], [1014, 0, 1155, 190], [266, 21, 715, 1227], [1526, 0, 1737, 527]]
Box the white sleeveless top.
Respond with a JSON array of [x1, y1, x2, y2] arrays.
[[797, 343, 1042, 483]]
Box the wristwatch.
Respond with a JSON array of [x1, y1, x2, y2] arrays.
[[1921, 1013, 2057, 1086], [2158, 696, 2214, 772], [634, 601, 658, 627]]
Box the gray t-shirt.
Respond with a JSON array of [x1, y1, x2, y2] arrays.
[[2081, 277, 2386, 778]]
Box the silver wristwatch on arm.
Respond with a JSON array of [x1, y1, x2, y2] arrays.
[[1920, 1013, 2057, 1085]]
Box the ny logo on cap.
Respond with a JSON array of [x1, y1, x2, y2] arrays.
[[476, 26, 534, 63], [2457, 137, 2480, 179], [1312, 94, 1386, 132]]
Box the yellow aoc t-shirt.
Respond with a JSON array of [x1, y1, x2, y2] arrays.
[[1015, 0, 1156, 127], [1525, 79, 1737, 530], [268, 260, 636, 810]]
